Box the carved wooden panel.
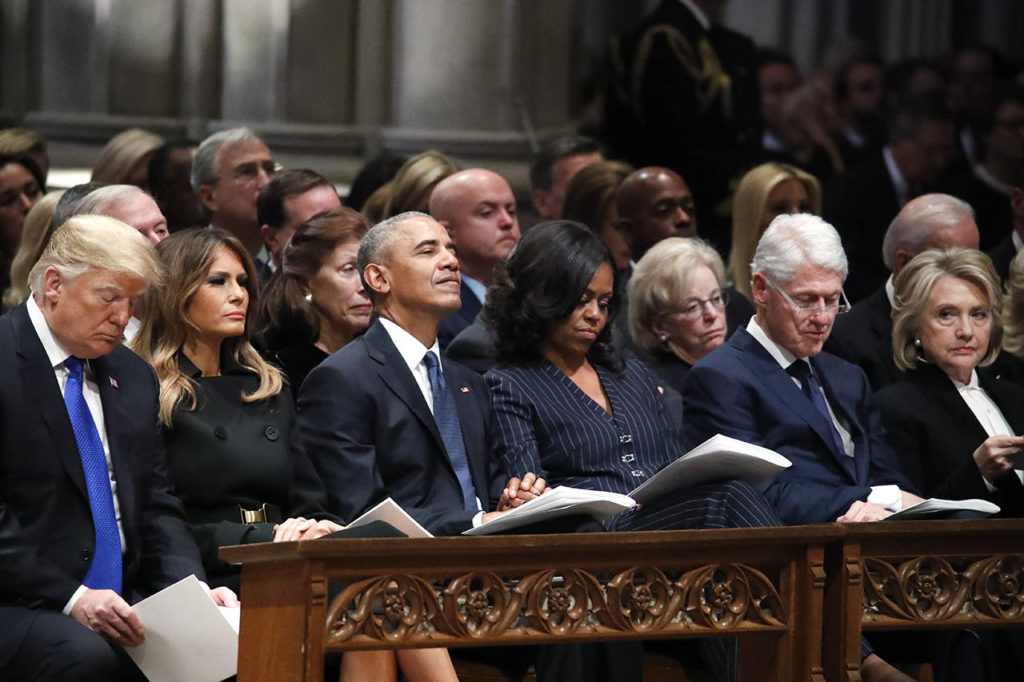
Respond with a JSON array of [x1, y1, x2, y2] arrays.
[[323, 563, 786, 649], [862, 554, 1024, 625]]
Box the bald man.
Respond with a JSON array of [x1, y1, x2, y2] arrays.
[[824, 193, 980, 389], [429, 169, 520, 348], [616, 167, 697, 261]]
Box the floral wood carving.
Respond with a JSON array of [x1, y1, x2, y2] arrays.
[[324, 564, 785, 648]]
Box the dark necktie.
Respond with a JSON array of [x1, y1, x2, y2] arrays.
[[787, 360, 849, 460], [64, 356, 122, 594], [422, 351, 477, 512]]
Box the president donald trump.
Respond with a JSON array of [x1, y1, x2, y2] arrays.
[[0, 215, 234, 680]]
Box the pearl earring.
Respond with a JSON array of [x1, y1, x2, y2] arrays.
[[305, 293, 314, 303], [659, 334, 668, 343], [914, 337, 922, 348]]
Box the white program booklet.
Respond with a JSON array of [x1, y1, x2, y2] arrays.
[[346, 497, 434, 538], [125, 574, 239, 682], [629, 434, 791, 505], [463, 486, 635, 535], [885, 497, 1000, 520]]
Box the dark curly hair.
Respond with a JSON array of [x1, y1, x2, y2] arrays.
[[483, 220, 623, 372]]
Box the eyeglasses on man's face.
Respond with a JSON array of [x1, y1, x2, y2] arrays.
[[766, 277, 850, 318]]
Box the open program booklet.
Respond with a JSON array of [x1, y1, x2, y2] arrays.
[[885, 497, 1000, 520], [628, 434, 791, 505], [463, 486, 635, 535]]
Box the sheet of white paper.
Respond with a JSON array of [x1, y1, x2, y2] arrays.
[[463, 486, 634, 535], [629, 434, 791, 505], [346, 497, 433, 538], [125, 574, 239, 682], [885, 497, 1000, 520]]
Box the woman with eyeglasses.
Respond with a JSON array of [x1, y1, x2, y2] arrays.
[[874, 247, 1024, 517], [628, 237, 730, 395]]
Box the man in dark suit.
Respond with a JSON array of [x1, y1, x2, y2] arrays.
[[602, 0, 761, 253], [986, 159, 1024, 281], [0, 215, 236, 681], [824, 94, 955, 302], [428, 169, 520, 349], [296, 211, 536, 535], [825, 193, 979, 389], [682, 213, 921, 681]]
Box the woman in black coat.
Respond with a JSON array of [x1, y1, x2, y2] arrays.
[[133, 228, 457, 682], [874, 247, 1024, 516]]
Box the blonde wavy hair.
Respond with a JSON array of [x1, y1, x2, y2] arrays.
[[892, 248, 1003, 371], [3, 190, 63, 307], [1003, 249, 1024, 357], [384, 150, 460, 218], [729, 163, 821, 300], [130, 228, 283, 425], [91, 128, 165, 186]]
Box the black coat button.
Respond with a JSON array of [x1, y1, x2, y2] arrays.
[[264, 426, 279, 441], [80, 548, 91, 562], [214, 426, 227, 440]]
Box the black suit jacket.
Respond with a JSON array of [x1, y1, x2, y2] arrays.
[[823, 285, 899, 390], [823, 151, 901, 303], [873, 363, 1024, 517], [987, 233, 1017, 282], [0, 304, 204, 628], [295, 320, 506, 536]]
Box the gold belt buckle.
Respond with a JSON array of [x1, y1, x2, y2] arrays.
[[239, 503, 268, 523]]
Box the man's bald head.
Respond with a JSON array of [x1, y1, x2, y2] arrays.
[[616, 167, 696, 259], [428, 168, 519, 284], [882, 193, 979, 276]]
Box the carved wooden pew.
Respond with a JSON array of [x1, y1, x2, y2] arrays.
[[823, 519, 1024, 681], [222, 526, 838, 682]]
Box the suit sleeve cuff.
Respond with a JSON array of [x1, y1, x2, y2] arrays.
[[868, 485, 902, 512], [63, 584, 88, 615], [471, 511, 486, 528]]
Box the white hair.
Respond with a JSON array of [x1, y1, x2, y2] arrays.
[[72, 184, 148, 218], [751, 213, 848, 284], [881, 193, 976, 270]]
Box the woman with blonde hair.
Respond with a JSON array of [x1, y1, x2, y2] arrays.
[[91, 128, 165, 191], [2, 189, 62, 310], [629, 237, 729, 395], [874, 247, 1024, 517], [132, 228, 457, 681], [382, 149, 460, 218], [729, 162, 821, 301]]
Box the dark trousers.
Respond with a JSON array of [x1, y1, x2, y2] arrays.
[[0, 607, 146, 682]]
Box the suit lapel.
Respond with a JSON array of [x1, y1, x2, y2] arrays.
[[94, 355, 135, 522], [365, 322, 447, 456], [12, 304, 89, 500], [733, 329, 855, 479], [448, 364, 489, 499]]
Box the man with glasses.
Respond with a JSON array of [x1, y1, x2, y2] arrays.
[[191, 127, 277, 282], [681, 213, 922, 680]]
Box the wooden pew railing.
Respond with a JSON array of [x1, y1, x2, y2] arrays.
[[221, 520, 1024, 682], [222, 526, 837, 682]]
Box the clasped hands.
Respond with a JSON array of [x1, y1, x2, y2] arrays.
[[482, 472, 548, 524]]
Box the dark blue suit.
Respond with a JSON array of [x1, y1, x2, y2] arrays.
[[437, 283, 482, 350], [295, 319, 505, 536], [0, 303, 205, 679], [682, 327, 913, 525]]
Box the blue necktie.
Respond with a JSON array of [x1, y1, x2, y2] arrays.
[[787, 360, 850, 465], [64, 356, 122, 594], [422, 351, 477, 511]]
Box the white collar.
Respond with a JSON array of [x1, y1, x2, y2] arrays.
[[885, 274, 895, 308], [950, 369, 981, 391], [678, 0, 711, 30], [26, 294, 75, 370], [1014, 229, 1024, 254], [972, 164, 1014, 196], [746, 315, 798, 370], [378, 317, 442, 373]]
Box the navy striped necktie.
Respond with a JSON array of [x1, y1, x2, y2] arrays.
[[64, 356, 122, 594]]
